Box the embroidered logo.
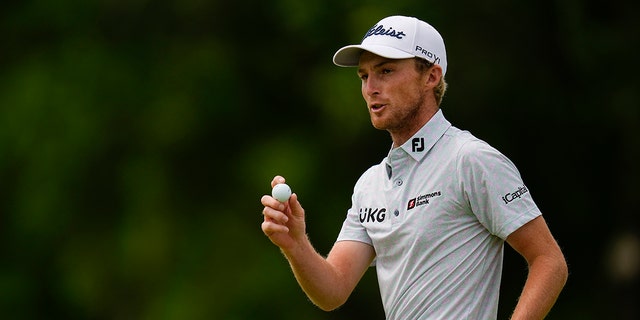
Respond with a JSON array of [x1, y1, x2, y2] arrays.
[[407, 191, 442, 210], [363, 24, 407, 41], [359, 207, 387, 223], [412, 137, 425, 152], [502, 186, 529, 204], [415, 46, 441, 64]]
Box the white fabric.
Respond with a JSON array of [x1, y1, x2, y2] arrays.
[[333, 16, 447, 75], [337, 110, 541, 319]]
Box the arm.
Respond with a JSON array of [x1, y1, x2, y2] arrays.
[[261, 176, 375, 311], [506, 216, 568, 320]]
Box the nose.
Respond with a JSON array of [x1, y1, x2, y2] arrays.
[[362, 77, 380, 98]]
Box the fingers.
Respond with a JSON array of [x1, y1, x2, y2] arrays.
[[261, 219, 289, 235], [287, 193, 304, 219], [261, 194, 284, 210], [271, 175, 286, 188], [261, 195, 288, 223], [261, 194, 291, 239], [262, 176, 304, 244]]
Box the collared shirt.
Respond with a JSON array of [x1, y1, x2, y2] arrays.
[[337, 109, 541, 319]]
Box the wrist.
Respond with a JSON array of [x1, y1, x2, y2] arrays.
[[281, 234, 313, 261]]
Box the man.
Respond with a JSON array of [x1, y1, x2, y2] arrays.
[[261, 15, 567, 319]]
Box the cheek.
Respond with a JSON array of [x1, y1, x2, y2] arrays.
[[392, 81, 420, 103]]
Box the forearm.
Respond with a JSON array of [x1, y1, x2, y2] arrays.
[[262, 182, 364, 311], [510, 254, 568, 320], [282, 238, 352, 311]]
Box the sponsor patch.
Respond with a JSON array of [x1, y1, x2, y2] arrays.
[[502, 186, 529, 204], [407, 191, 442, 210]]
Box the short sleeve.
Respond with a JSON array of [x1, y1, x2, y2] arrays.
[[336, 178, 374, 246], [457, 140, 541, 239]]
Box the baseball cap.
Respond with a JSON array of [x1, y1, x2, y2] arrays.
[[333, 16, 447, 75]]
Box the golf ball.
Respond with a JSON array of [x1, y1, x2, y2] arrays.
[[272, 183, 292, 202]]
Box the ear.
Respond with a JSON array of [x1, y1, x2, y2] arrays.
[[425, 65, 443, 89]]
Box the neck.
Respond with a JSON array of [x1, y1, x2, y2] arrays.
[[390, 108, 438, 148]]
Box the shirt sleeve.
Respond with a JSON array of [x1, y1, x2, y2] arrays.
[[335, 167, 379, 266], [336, 207, 373, 245], [336, 175, 374, 246], [457, 139, 541, 239]]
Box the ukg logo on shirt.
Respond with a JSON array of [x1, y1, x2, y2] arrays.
[[359, 207, 387, 223]]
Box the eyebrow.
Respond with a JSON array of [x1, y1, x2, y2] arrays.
[[357, 60, 395, 75]]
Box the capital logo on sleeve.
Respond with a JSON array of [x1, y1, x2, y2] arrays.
[[502, 186, 529, 204]]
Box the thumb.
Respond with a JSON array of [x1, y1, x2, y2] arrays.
[[288, 193, 305, 219]]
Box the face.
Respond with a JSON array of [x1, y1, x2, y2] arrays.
[[357, 52, 433, 141]]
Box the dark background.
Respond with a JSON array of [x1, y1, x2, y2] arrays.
[[1, 0, 638, 319]]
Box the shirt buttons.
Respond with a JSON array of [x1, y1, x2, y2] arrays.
[[394, 209, 399, 217], [394, 179, 403, 186]]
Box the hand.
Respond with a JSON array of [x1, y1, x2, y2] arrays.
[[261, 176, 307, 252]]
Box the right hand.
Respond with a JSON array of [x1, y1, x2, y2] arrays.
[[261, 176, 307, 252]]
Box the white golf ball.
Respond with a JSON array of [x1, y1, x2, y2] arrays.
[[272, 183, 292, 202]]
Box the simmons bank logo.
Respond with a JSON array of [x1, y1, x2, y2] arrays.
[[407, 191, 442, 210]]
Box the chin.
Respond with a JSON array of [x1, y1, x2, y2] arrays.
[[370, 116, 395, 131], [370, 120, 386, 130]]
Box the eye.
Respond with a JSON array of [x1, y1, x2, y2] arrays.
[[359, 74, 368, 81], [381, 68, 392, 74]]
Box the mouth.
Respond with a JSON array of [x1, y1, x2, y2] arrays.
[[370, 103, 386, 112]]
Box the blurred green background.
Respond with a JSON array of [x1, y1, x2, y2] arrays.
[[1, 0, 639, 319]]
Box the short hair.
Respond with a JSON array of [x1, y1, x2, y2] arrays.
[[414, 58, 448, 106]]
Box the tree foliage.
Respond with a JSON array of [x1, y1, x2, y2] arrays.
[[1, 0, 639, 319]]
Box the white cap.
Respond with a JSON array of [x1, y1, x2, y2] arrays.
[[333, 16, 447, 75]]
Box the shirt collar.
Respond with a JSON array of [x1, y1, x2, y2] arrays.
[[391, 109, 452, 162]]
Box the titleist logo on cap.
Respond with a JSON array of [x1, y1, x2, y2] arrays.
[[363, 24, 407, 40]]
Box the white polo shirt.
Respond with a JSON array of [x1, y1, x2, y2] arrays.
[[337, 109, 541, 320]]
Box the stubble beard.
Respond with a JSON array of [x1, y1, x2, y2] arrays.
[[371, 90, 427, 135]]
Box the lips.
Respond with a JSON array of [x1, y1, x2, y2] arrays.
[[370, 103, 386, 112]]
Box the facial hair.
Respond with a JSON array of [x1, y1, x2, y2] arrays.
[[382, 89, 427, 134]]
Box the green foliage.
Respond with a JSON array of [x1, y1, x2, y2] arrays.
[[1, 0, 639, 319]]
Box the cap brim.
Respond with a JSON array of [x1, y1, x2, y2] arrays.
[[333, 44, 415, 67]]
